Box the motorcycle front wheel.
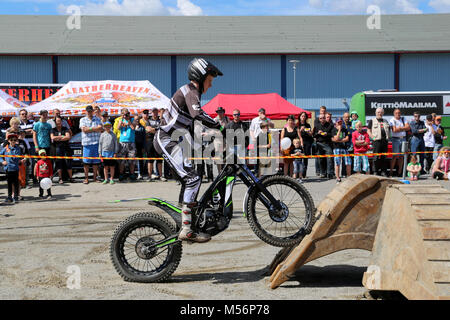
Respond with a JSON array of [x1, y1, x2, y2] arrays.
[[247, 175, 315, 247]]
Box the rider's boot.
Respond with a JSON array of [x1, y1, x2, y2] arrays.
[[178, 203, 211, 243]]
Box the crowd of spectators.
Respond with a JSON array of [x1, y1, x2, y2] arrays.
[[0, 104, 449, 204]]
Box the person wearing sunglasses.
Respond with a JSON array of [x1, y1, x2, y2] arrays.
[[0, 133, 24, 203]]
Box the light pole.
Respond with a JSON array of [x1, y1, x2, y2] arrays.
[[289, 59, 300, 106]]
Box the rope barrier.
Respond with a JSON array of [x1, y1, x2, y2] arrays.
[[0, 150, 445, 161]]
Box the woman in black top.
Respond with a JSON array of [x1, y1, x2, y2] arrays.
[[297, 112, 313, 178], [51, 117, 73, 183], [280, 115, 299, 177]]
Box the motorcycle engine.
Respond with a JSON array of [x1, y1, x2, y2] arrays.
[[202, 209, 230, 236]]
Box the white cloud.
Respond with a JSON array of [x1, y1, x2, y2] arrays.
[[168, 0, 203, 16], [429, 0, 450, 12], [307, 0, 422, 14], [58, 0, 203, 16]]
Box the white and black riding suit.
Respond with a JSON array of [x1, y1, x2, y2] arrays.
[[154, 82, 221, 205]]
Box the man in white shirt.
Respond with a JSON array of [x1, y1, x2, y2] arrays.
[[249, 108, 274, 172], [424, 114, 435, 172], [388, 108, 410, 176]]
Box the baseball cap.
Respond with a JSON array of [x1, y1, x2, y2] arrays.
[[39, 109, 48, 115], [38, 149, 46, 156], [258, 108, 266, 113], [103, 121, 112, 127], [350, 111, 358, 115], [216, 107, 225, 113]]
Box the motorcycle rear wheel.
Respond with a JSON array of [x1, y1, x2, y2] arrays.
[[110, 212, 182, 283]]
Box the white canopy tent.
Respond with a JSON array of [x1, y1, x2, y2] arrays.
[[27, 80, 170, 116], [0, 89, 29, 117]]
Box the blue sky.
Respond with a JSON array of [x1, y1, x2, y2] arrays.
[[1, 0, 450, 16]]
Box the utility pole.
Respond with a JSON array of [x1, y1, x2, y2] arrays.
[[289, 60, 300, 106]]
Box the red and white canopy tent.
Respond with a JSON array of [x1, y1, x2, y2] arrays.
[[0, 89, 29, 117], [202, 93, 311, 120], [27, 80, 170, 116]]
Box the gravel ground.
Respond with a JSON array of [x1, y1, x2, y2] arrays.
[[0, 168, 448, 300]]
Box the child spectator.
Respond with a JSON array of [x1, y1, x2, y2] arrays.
[[407, 154, 422, 181], [352, 121, 370, 174], [432, 146, 450, 180], [331, 118, 351, 183], [0, 134, 23, 203], [256, 121, 271, 177], [99, 121, 119, 184], [350, 111, 359, 130], [17, 130, 30, 200], [34, 149, 53, 199], [290, 138, 304, 182]]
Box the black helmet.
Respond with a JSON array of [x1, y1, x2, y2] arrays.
[[188, 58, 223, 93]]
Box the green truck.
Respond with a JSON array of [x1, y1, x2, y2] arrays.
[[350, 91, 449, 147]]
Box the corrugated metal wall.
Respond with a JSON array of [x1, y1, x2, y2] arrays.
[[2, 53, 450, 117], [0, 56, 53, 83], [175, 55, 282, 106], [286, 54, 395, 115], [400, 53, 450, 91], [58, 56, 172, 97]]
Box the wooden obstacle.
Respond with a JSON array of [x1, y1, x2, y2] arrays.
[[269, 174, 401, 289], [362, 184, 450, 300]]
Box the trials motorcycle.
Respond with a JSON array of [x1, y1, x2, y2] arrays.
[[110, 162, 315, 283]]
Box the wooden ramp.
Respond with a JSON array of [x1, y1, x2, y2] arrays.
[[362, 184, 450, 300], [269, 174, 402, 289]]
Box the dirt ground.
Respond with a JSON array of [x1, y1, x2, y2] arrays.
[[0, 170, 448, 300]]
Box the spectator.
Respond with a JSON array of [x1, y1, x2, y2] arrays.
[[6, 117, 21, 140], [134, 113, 147, 180], [249, 108, 274, 144], [350, 111, 359, 130], [313, 106, 328, 176], [256, 121, 271, 177], [367, 107, 390, 176], [48, 108, 71, 131], [141, 108, 164, 181], [34, 149, 53, 199], [113, 108, 129, 140], [352, 121, 370, 174], [213, 107, 229, 173], [297, 111, 313, 179], [406, 154, 422, 181], [32, 110, 52, 156], [280, 115, 298, 176], [19, 109, 36, 185], [51, 117, 73, 184], [249, 108, 274, 172], [313, 114, 334, 179], [389, 108, 410, 177], [100, 110, 109, 124], [79, 105, 103, 184], [290, 138, 304, 182], [214, 107, 230, 127], [225, 108, 249, 164], [342, 112, 354, 177], [118, 110, 137, 181], [409, 111, 427, 174], [424, 114, 436, 173], [99, 122, 119, 184], [433, 116, 447, 160], [93, 106, 102, 120], [331, 118, 351, 183], [432, 146, 450, 180], [325, 112, 333, 125], [0, 133, 23, 203], [17, 130, 30, 198]]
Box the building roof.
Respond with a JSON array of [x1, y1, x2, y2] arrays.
[[1, 14, 450, 55]]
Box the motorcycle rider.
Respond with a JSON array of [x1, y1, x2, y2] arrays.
[[154, 58, 223, 243]]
